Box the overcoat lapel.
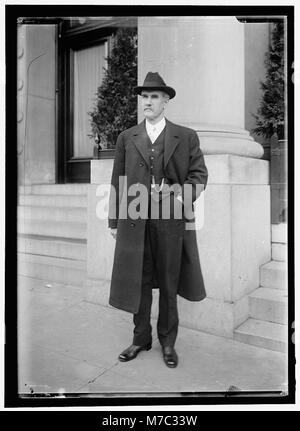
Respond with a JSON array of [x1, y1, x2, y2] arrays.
[[164, 119, 180, 168], [131, 121, 150, 168]]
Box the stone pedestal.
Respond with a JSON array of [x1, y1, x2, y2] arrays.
[[87, 190, 114, 282], [153, 155, 270, 337], [86, 156, 270, 338], [86, 160, 115, 304]]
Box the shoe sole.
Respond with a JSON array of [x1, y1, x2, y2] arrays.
[[165, 362, 178, 368], [118, 344, 152, 362]]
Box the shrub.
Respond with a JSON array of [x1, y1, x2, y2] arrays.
[[252, 21, 285, 139], [89, 27, 137, 149]]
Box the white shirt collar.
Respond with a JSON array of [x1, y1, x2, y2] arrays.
[[145, 117, 166, 134]]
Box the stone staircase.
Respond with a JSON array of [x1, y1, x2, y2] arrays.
[[234, 224, 288, 353], [18, 184, 88, 286]]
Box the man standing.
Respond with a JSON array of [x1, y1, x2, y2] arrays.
[[108, 72, 208, 368]]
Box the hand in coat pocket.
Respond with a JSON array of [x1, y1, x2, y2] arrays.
[[110, 228, 117, 239]]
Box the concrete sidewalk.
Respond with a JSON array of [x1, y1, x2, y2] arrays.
[[17, 275, 288, 396]]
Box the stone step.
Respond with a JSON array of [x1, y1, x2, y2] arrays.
[[272, 242, 287, 262], [260, 260, 287, 290], [18, 205, 87, 223], [272, 223, 287, 244], [19, 185, 33, 195], [18, 253, 86, 286], [234, 318, 287, 353], [18, 218, 87, 240], [19, 184, 88, 195], [249, 287, 288, 325], [18, 194, 87, 208], [18, 235, 87, 261]]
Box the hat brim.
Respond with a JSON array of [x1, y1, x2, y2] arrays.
[[134, 86, 176, 99]]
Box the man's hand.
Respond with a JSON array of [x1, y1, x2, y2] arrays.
[[110, 228, 117, 240]]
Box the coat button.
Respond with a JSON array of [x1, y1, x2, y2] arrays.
[[139, 162, 144, 167], [130, 222, 135, 227]]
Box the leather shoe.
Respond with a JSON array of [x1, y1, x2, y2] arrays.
[[162, 346, 178, 368], [118, 342, 152, 362]]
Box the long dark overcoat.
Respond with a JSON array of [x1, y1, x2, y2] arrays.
[[108, 118, 208, 314]]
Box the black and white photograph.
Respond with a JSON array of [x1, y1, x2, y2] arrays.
[[5, 3, 295, 406]]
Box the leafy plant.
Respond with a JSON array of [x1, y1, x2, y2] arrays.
[[89, 27, 137, 149], [252, 21, 285, 139]]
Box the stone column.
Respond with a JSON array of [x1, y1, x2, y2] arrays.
[[138, 16, 263, 158]]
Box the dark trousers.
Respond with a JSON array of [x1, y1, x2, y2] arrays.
[[133, 218, 185, 347]]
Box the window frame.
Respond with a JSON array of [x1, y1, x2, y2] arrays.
[[57, 23, 116, 182]]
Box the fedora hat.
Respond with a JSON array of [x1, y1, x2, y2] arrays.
[[134, 72, 176, 99]]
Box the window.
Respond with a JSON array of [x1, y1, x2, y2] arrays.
[[73, 42, 107, 157], [58, 17, 137, 182]]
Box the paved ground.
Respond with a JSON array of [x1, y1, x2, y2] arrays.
[[17, 275, 288, 397]]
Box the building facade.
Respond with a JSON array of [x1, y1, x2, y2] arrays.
[[17, 16, 288, 351]]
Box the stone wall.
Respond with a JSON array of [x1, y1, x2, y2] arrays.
[[17, 24, 56, 185]]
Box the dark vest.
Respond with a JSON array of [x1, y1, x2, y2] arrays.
[[146, 127, 178, 219], [146, 126, 166, 185]]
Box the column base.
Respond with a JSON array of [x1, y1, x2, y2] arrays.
[[183, 123, 264, 158]]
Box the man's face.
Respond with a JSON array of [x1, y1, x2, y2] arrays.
[[141, 91, 169, 122]]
